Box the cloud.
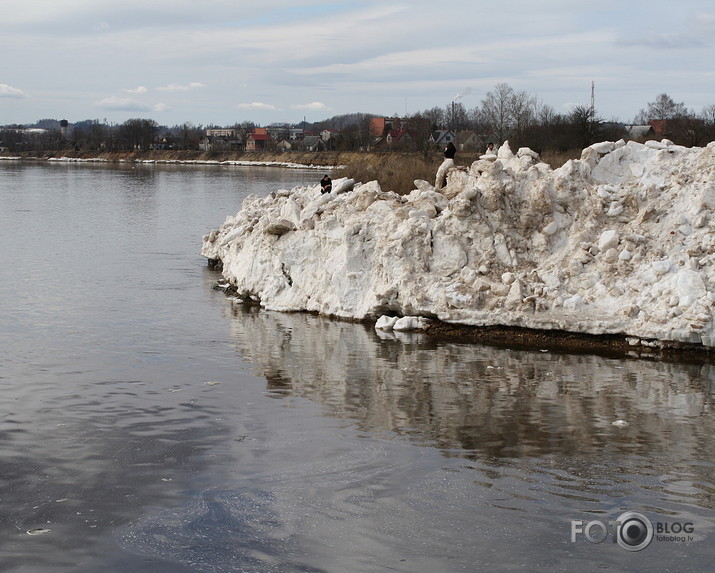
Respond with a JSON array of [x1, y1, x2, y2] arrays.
[[236, 102, 281, 111], [95, 96, 151, 111], [153, 103, 169, 112], [291, 101, 328, 111], [0, 83, 27, 98], [124, 86, 148, 94], [617, 33, 704, 49], [155, 82, 205, 92]]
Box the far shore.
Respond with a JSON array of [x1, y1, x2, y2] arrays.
[[0, 149, 382, 170]]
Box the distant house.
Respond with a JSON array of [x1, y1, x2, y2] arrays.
[[374, 129, 413, 149], [276, 139, 292, 152], [319, 128, 341, 150], [150, 136, 174, 150], [206, 128, 237, 138], [370, 117, 401, 138], [625, 125, 655, 140], [301, 135, 327, 151], [245, 129, 271, 152], [200, 128, 243, 151], [649, 119, 668, 138], [456, 130, 482, 151], [369, 116, 430, 139], [430, 130, 457, 146]]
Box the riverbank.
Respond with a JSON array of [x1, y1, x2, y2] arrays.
[[0, 148, 443, 194], [0, 149, 361, 169]]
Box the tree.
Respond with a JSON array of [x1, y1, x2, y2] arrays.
[[535, 102, 557, 126], [570, 105, 602, 148], [173, 122, 203, 150], [481, 83, 515, 144], [635, 93, 688, 123], [118, 118, 158, 150], [701, 104, 715, 126], [510, 89, 537, 144], [421, 106, 447, 131], [337, 124, 361, 151]]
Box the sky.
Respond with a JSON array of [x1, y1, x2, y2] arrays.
[[1, 0, 714, 127]]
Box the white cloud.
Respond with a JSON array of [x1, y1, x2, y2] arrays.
[[291, 102, 329, 111], [124, 86, 148, 94], [153, 103, 169, 112], [0, 84, 27, 98], [95, 96, 151, 111], [155, 82, 205, 92], [236, 102, 281, 111]]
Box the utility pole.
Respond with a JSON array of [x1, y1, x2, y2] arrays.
[[590, 81, 595, 120]]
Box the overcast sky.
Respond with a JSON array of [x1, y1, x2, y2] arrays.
[[1, 0, 713, 127]]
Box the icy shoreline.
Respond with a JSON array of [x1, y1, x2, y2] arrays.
[[0, 154, 336, 170], [202, 139, 715, 350]]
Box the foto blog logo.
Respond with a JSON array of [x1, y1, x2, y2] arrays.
[[571, 511, 653, 551]]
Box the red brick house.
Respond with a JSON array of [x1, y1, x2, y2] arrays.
[[245, 128, 271, 151]]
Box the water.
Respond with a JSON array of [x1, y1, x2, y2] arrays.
[[0, 161, 713, 572]]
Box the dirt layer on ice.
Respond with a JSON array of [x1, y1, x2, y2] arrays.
[[423, 320, 714, 363]]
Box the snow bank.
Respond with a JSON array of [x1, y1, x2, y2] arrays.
[[202, 139, 715, 348], [41, 156, 335, 169]]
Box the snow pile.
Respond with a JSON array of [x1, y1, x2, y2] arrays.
[[202, 139, 715, 348]]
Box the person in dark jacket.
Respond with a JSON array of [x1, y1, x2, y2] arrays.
[[320, 174, 332, 194], [435, 142, 456, 189], [444, 141, 456, 159]]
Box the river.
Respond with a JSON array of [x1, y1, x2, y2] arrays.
[[0, 160, 712, 572]]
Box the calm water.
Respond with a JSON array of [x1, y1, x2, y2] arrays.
[[0, 161, 713, 572]]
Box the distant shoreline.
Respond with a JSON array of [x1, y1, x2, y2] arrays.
[[0, 149, 380, 171]]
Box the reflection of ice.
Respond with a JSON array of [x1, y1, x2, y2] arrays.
[[225, 304, 713, 457]]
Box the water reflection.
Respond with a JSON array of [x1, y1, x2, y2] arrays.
[[226, 305, 712, 453], [224, 303, 715, 512]]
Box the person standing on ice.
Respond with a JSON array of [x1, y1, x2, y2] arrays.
[[435, 141, 456, 189], [320, 174, 332, 194]]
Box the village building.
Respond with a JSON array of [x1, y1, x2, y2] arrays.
[[199, 127, 243, 151], [245, 128, 271, 152]]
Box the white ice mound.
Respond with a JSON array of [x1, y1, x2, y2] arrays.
[[202, 141, 715, 348]]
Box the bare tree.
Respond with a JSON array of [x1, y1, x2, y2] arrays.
[[510, 89, 537, 142], [701, 104, 715, 125], [421, 106, 447, 131], [481, 83, 515, 144], [636, 93, 689, 122], [535, 102, 558, 126], [445, 101, 469, 131]]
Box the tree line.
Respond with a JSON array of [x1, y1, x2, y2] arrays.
[[407, 86, 715, 151], [2, 85, 714, 153]]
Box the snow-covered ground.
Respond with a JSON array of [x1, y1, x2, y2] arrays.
[[202, 139, 715, 349], [39, 156, 334, 169]]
